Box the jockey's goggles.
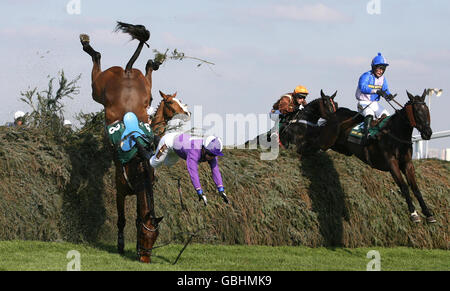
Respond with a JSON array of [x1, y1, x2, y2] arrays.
[[293, 93, 308, 99], [373, 65, 387, 71]]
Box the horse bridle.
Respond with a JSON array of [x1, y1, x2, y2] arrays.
[[136, 220, 160, 258], [383, 100, 429, 145], [151, 99, 183, 136]]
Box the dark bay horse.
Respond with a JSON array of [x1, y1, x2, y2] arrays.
[[80, 22, 188, 263], [327, 90, 435, 223], [280, 90, 338, 156]]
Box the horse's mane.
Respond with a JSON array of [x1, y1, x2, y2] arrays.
[[300, 98, 322, 117]]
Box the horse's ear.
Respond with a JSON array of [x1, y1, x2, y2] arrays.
[[421, 89, 427, 101], [320, 90, 325, 98], [173, 91, 177, 98], [159, 90, 167, 99], [406, 90, 414, 101], [331, 90, 337, 99]]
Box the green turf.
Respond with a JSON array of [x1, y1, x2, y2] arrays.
[[0, 241, 448, 271]]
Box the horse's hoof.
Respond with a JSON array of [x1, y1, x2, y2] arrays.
[[426, 216, 437, 223], [117, 234, 125, 254], [410, 211, 421, 223], [139, 256, 151, 263], [79, 34, 90, 45]]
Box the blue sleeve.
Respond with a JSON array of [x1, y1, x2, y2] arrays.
[[358, 73, 375, 94], [382, 78, 391, 95]]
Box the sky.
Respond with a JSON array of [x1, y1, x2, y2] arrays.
[[0, 0, 449, 151]]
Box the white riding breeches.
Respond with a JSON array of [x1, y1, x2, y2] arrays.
[[149, 132, 181, 168], [357, 101, 390, 119]]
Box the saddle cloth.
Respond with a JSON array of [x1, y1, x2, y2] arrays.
[[348, 115, 391, 144], [106, 118, 154, 164]]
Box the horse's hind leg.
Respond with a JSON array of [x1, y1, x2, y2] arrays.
[[402, 162, 435, 222], [79, 34, 102, 82], [115, 166, 133, 254]]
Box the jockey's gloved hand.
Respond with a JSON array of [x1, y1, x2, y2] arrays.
[[217, 186, 229, 204], [376, 89, 387, 98], [196, 189, 207, 206], [384, 93, 395, 101]]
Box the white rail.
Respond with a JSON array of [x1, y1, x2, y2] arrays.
[[412, 130, 450, 160]]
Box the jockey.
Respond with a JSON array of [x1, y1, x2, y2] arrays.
[[355, 52, 395, 144], [7, 111, 25, 127], [269, 85, 309, 143], [149, 133, 228, 205], [271, 85, 309, 117]]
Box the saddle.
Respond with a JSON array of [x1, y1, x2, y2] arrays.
[[106, 112, 155, 164], [348, 115, 391, 144]]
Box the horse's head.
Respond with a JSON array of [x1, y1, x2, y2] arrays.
[[319, 90, 338, 119], [151, 91, 190, 136], [405, 90, 432, 140], [159, 90, 190, 119], [137, 211, 163, 263]]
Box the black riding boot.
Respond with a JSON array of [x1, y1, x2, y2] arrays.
[[361, 115, 373, 145]]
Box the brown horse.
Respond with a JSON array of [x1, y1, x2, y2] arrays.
[[80, 22, 188, 263], [113, 91, 189, 263], [326, 90, 435, 223], [151, 90, 190, 137]]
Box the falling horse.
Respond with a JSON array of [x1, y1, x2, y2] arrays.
[[80, 22, 189, 263], [326, 90, 436, 223], [280, 90, 338, 156]]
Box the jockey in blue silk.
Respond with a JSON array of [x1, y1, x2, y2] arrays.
[[355, 52, 395, 145]]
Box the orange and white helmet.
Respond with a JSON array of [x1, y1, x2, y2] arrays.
[[293, 85, 309, 96]]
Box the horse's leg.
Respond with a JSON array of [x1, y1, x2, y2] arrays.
[[387, 158, 420, 222], [115, 167, 133, 254], [402, 161, 436, 222], [145, 59, 160, 91], [79, 34, 102, 82], [116, 190, 126, 254], [319, 118, 340, 150], [80, 34, 107, 105]]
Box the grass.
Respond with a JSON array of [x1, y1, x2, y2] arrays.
[[0, 241, 448, 271]]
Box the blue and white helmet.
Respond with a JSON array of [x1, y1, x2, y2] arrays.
[[371, 52, 389, 67], [203, 136, 224, 156]]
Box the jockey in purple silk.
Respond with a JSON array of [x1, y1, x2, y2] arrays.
[[149, 133, 228, 205]]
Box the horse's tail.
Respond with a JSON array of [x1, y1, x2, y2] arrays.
[[115, 21, 150, 72]]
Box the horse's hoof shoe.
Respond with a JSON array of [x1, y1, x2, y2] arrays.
[[410, 212, 421, 223], [426, 216, 437, 223], [80, 34, 90, 44]]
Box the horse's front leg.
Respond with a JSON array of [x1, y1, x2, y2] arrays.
[[387, 157, 420, 222], [116, 191, 126, 254], [402, 161, 436, 223], [318, 118, 340, 151]]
